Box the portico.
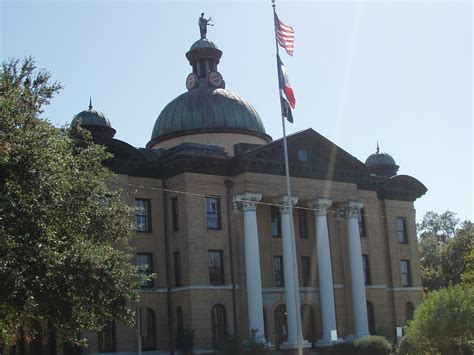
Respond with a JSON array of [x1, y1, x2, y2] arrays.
[[234, 190, 370, 348]]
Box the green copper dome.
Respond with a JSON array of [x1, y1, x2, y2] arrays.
[[72, 99, 116, 140], [190, 38, 218, 51], [72, 99, 111, 128], [365, 143, 399, 177], [149, 88, 270, 145], [73, 109, 111, 127]]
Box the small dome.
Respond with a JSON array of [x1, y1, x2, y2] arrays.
[[190, 38, 218, 51], [366, 152, 396, 166], [72, 99, 115, 139], [365, 143, 399, 177], [73, 108, 111, 128]]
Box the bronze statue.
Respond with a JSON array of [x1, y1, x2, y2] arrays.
[[199, 12, 213, 39]]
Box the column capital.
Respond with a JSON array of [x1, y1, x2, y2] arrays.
[[273, 195, 298, 214], [308, 198, 332, 216], [341, 201, 363, 218], [233, 193, 262, 212]]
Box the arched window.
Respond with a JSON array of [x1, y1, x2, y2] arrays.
[[301, 304, 316, 346], [406, 302, 415, 322], [211, 305, 227, 347], [176, 306, 184, 341], [141, 307, 156, 351], [98, 320, 115, 353], [367, 301, 376, 335], [274, 304, 287, 349]]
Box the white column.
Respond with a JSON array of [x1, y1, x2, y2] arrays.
[[274, 196, 311, 350], [308, 199, 339, 345], [343, 201, 369, 338], [233, 193, 266, 341]]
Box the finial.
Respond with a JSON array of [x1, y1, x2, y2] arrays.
[[89, 96, 93, 110], [376, 141, 380, 154]]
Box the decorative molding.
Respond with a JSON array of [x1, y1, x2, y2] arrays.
[[300, 292, 319, 306], [273, 195, 298, 213], [341, 200, 363, 218], [262, 293, 281, 309], [138, 284, 240, 293], [366, 284, 388, 289], [233, 192, 262, 212], [388, 287, 424, 292], [308, 198, 332, 216]]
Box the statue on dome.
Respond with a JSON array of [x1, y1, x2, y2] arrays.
[[199, 13, 213, 39]]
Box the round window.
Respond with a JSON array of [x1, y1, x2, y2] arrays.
[[298, 149, 308, 162]]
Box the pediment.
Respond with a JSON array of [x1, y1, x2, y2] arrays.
[[230, 128, 367, 184]]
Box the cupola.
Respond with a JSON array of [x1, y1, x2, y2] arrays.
[[72, 98, 116, 140], [146, 15, 271, 155], [365, 142, 399, 177]]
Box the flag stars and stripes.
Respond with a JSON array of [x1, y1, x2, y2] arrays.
[[274, 13, 295, 56]]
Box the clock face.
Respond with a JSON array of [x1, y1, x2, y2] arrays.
[[186, 73, 197, 90], [209, 71, 223, 87]]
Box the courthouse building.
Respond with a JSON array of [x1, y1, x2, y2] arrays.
[[73, 29, 427, 354]]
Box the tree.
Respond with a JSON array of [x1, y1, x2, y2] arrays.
[[0, 58, 138, 348], [399, 285, 474, 354], [462, 241, 474, 286], [418, 211, 473, 290]]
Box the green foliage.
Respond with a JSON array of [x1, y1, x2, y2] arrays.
[[462, 243, 474, 286], [0, 57, 138, 345], [330, 336, 393, 355], [241, 329, 268, 354], [418, 211, 473, 290], [216, 334, 240, 355], [353, 336, 393, 355], [400, 285, 474, 354], [330, 341, 356, 355]]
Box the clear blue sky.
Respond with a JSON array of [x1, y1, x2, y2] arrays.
[[1, 1, 472, 223]]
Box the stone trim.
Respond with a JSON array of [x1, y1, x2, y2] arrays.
[[138, 284, 240, 293]]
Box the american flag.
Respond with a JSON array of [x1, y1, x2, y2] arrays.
[[274, 12, 294, 56]]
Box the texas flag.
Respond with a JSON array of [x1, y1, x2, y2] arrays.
[[277, 54, 296, 109]]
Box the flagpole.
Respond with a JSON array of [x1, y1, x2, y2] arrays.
[[272, 1, 303, 353]]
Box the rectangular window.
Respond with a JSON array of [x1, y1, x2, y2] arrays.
[[274, 256, 284, 287], [173, 251, 181, 287], [271, 207, 282, 238], [298, 209, 309, 239], [301, 256, 311, 287], [171, 197, 179, 232], [400, 260, 411, 287], [206, 197, 222, 230], [208, 250, 224, 285], [362, 254, 371, 285], [135, 199, 151, 232], [136, 253, 153, 288], [359, 208, 367, 237], [397, 217, 408, 243]]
